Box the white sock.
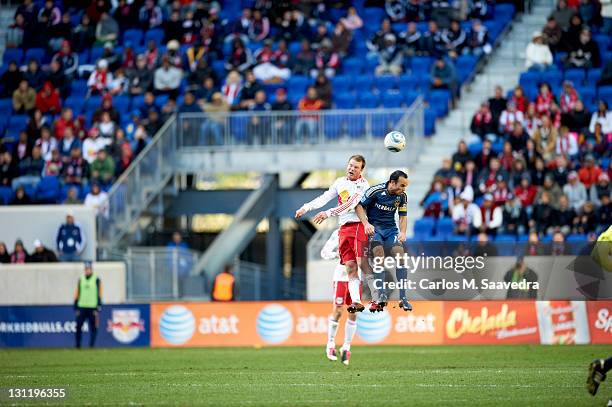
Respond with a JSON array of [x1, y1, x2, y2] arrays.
[[343, 319, 357, 351], [327, 317, 339, 346], [364, 274, 378, 302], [348, 278, 361, 304]]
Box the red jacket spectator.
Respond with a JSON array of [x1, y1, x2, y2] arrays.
[[514, 183, 538, 207], [35, 82, 61, 115], [535, 84, 555, 116], [510, 87, 528, 113], [559, 84, 579, 114], [54, 108, 76, 140], [578, 158, 602, 189]]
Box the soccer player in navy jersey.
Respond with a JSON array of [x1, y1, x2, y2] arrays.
[[355, 170, 413, 312]]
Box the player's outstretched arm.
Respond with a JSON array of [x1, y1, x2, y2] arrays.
[[295, 184, 338, 219]]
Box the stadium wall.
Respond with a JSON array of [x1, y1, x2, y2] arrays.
[[2, 301, 610, 348], [0, 205, 97, 260], [0, 262, 126, 305]]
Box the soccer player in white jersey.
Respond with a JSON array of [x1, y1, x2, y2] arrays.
[[295, 155, 370, 313], [321, 229, 358, 365]]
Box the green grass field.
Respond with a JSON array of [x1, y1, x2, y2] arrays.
[[1, 345, 611, 406]]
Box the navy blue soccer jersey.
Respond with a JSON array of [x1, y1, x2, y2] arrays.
[[359, 182, 407, 230]]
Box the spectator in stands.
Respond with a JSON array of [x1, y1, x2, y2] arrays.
[[462, 160, 479, 196], [63, 186, 81, 204], [88, 59, 113, 95], [421, 20, 445, 57], [332, 21, 352, 58], [29, 239, 58, 262], [524, 139, 542, 171], [536, 175, 563, 208], [168, 231, 188, 249], [95, 112, 117, 140], [252, 40, 291, 83], [238, 70, 263, 110], [488, 85, 507, 125], [504, 257, 538, 299], [44, 149, 62, 177], [178, 92, 202, 113], [83, 127, 110, 164], [533, 115, 558, 161], [535, 83, 556, 117], [447, 174, 468, 215], [292, 39, 316, 76], [515, 174, 538, 207], [0, 152, 18, 188], [466, 19, 492, 57], [530, 191, 555, 235], [577, 201, 598, 234], [510, 86, 528, 114], [115, 143, 134, 176], [421, 179, 448, 218], [9, 186, 33, 205], [375, 33, 403, 76], [59, 127, 81, 163], [553, 195, 578, 235], [138, 0, 162, 30], [95, 12, 119, 45], [399, 22, 422, 56], [10, 239, 29, 264], [559, 81, 580, 115], [72, 14, 95, 53], [314, 74, 332, 109], [367, 19, 395, 57], [443, 19, 467, 59], [501, 195, 527, 236], [566, 28, 601, 68], [271, 88, 293, 142], [12, 80, 36, 114], [452, 189, 479, 236], [35, 82, 61, 115], [90, 149, 115, 187], [551, 0, 575, 30], [154, 56, 183, 100], [473, 193, 502, 236], [473, 139, 493, 171], [166, 39, 184, 68], [509, 122, 530, 152], [543, 16, 563, 53], [225, 39, 254, 74], [47, 59, 68, 99], [0, 243, 10, 264], [430, 57, 458, 101], [314, 39, 340, 79], [525, 31, 553, 71], [0, 61, 23, 98], [589, 101, 612, 134], [63, 146, 89, 186], [296, 86, 324, 144], [564, 171, 587, 211], [596, 193, 612, 227], [127, 55, 153, 97], [578, 154, 603, 189], [249, 9, 270, 42], [6, 13, 25, 48], [36, 127, 58, 162], [499, 142, 515, 172], [551, 154, 571, 186], [13, 145, 44, 190], [567, 100, 591, 133], [247, 90, 272, 144], [57, 211, 85, 262], [499, 100, 525, 136], [201, 92, 230, 145], [341, 6, 363, 31], [84, 183, 109, 217], [591, 173, 611, 205], [144, 40, 160, 70], [470, 102, 496, 141], [556, 126, 580, 159], [48, 12, 72, 52], [225, 8, 251, 45]]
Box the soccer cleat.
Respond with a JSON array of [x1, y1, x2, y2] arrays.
[[399, 298, 413, 312], [326, 346, 338, 361], [341, 349, 351, 366], [587, 359, 606, 395], [376, 301, 387, 312], [347, 302, 365, 313], [368, 301, 379, 313]]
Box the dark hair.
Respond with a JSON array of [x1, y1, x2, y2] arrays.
[[348, 154, 366, 169], [389, 170, 408, 182]]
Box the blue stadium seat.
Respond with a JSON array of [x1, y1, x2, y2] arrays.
[[363, 8, 385, 27], [411, 57, 432, 74], [519, 71, 541, 89], [85, 95, 103, 110], [113, 95, 131, 112], [35, 176, 60, 203], [2, 48, 23, 64], [374, 75, 397, 93], [381, 92, 403, 108], [495, 234, 517, 242], [24, 48, 45, 64], [332, 75, 352, 93], [144, 29, 165, 46], [0, 186, 12, 205], [365, 57, 379, 73], [594, 35, 611, 53], [123, 29, 144, 46], [414, 218, 435, 237], [403, 90, 420, 106], [323, 116, 342, 140], [579, 87, 596, 105], [424, 108, 437, 136], [90, 47, 105, 64], [429, 89, 450, 117], [398, 75, 418, 92], [564, 69, 585, 86], [154, 94, 170, 108], [211, 60, 225, 79], [334, 92, 356, 109], [436, 217, 454, 237], [357, 92, 379, 108], [77, 50, 90, 65], [70, 80, 88, 97], [566, 234, 587, 242], [541, 69, 562, 87], [229, 116, 249, 143], [8, 115, 28, 130], [343, 58, 363, 76], [346, 115, 366, 138], [371, 112, 402, 136], [355, 75, 374, 91], [64, 96, 84, 113], [587, 68, 603, 82], [287, 76, 310, 94], [599, 86, 612, 105], [288, 41, 301, 55], [0, 98, 12, 113]]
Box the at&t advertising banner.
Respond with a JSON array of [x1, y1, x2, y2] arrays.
[[151, 301, 444, 347], [0, 304, 150, 348]]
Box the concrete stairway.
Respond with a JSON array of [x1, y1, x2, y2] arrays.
[[406, 0, 555, 235], [0, 6, 16, 61]]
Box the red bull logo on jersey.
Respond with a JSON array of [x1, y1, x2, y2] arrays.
[[107, 309, 145, 344]]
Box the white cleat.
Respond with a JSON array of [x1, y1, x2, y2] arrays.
[[326, 347, 338, 361]]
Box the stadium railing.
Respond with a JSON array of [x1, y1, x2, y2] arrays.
[[106, 246, 201, 301]]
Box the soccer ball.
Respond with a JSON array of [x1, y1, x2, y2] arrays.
[[384, 131, 406, 152]]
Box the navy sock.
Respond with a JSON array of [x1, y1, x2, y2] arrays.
[[396, 267, 408, 300]]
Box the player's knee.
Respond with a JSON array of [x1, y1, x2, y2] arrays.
[[390, 244, 404, 256], [372, 245, 384, 258], [332, 307, 343, 320]]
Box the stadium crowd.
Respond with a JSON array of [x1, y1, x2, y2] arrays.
[[0, 0, 514, 205], [419, 0, 612, 241]]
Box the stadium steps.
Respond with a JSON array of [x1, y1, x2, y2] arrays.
[[406, 0, 555, 237], [0, 6, 17, 59]]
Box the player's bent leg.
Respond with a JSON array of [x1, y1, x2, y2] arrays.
[[345, 260, 364, 313], [390, 244, 412, 312], [370, 243, 388, 311], [341, 313, 357, 365]]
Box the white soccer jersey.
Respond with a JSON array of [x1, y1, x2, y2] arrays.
[[320, 229, 349, 282], [301, 176, 369, 225]]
